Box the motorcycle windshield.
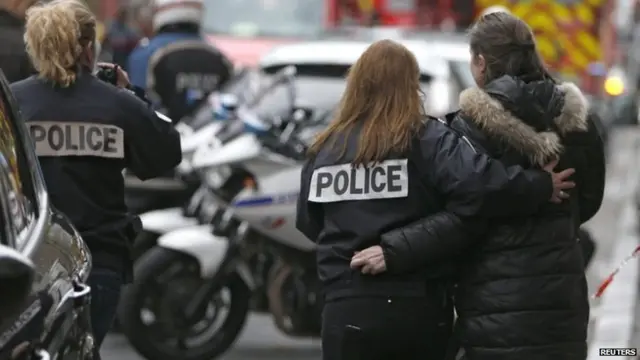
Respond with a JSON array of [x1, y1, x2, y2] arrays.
[[181, 69, 286, 132]]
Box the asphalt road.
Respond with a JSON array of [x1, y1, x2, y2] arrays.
[[101, 314, 321, 360], [101, 193, 625, 360], [102, 132, 637, 360]]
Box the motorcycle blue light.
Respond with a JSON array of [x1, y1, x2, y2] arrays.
[[243, 122, 267, 134]]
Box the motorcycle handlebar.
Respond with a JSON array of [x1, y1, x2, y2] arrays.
[[247, 65, 297, 111]]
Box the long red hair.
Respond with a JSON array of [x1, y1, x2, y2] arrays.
[[308, 39, 425, 166]]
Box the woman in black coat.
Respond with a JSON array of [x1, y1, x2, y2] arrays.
[[351, 12, 605, 360]]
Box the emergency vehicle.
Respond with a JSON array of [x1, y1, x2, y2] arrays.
[[331, 0, 617, 95], [96, 0, 617, 94]]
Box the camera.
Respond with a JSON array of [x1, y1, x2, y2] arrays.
[[96, 66, 118, 85]]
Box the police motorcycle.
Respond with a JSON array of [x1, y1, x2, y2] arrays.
[[117, 67, 330, 360], [123, 68, 257, 217], [129, 92, 242, 259], [131, 67, 303, 259]]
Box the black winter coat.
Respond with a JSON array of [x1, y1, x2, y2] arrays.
[[380, 76, 605, 360], [0, 10, 34, 83]]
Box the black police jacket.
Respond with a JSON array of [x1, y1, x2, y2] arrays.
[[145, 27, 233, 122], [379, 76, 604, 360], [10, 70, 182, 279], [296, 117, 554, 301], [0, 10, 34, 83]]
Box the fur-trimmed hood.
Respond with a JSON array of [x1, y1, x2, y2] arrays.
[[459, 75, 589, 165]]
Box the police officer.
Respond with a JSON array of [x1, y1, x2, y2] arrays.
[[296, 40, 575, 360], [127, 0, 233, 122], [11, 0, 181, 355]]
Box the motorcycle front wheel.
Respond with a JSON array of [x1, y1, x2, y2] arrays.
[[118, 247, 250, 360]]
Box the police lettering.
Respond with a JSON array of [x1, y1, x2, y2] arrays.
[[308, 159, 409, 203], [176, 73, 219, 92], [28, 122, 125, 158]]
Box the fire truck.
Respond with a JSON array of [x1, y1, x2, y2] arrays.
[[330, 0, 617, 93], [95, 0, 616, 90]]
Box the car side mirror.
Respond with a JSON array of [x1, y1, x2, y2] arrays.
[[0, 245, 35, 318]]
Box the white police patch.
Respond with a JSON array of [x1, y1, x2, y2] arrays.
[[308, 159, 408, 203], [28, 122, 124, 158]]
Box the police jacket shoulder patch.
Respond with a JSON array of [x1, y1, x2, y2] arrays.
[[308, 159, 408, 203], [28, 121, 124, 158]]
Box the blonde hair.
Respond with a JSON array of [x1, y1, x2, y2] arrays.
[[24, 0, 96, 87], [309, 40, 425, 166]]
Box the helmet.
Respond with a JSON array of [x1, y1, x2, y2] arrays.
[[152, 0, 204, 31], [480, 5, 511, 17]]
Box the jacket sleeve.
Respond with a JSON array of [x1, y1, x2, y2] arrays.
[[120, 88, 182, 180], [378, 121, 553, 274], [576, 113, 606, 223], [381, 213, 487, 273], [2, 52, 35, 83], [420, 120, 553, 217], [296, 159, 323, 241]]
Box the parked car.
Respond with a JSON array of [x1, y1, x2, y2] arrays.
[[411, 31, 476, 89], [320, 27, 475, 112], [0, 70, 93, 360], [259, 37, 454, 115]]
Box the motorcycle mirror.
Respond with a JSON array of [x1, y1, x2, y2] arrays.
[[282, 65, 297, 78], [271, 116, 284, 128], [0, 245, 35, 319], [292, 109, 306, 123], [292, 106, 314, 123]]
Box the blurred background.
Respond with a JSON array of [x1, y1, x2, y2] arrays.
[[93, 0, 639, 130]]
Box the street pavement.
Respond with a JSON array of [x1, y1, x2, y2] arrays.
[[102, 129, 640, 360], [586, 128, 640, 358], [102, 314, 322, 360]]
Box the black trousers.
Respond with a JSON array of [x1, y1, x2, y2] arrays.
[[322, 296, 453, 360], [89, 267, 123, 358]]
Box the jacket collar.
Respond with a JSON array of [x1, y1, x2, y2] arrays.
[[458, 82, 589, 165]]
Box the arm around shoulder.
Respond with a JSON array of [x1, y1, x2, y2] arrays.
[[419, 119, 552, 217], [120, 90, 182, 180]]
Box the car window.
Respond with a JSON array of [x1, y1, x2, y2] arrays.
[[203, 0, 324, 38], [0, 77, 37, 248]]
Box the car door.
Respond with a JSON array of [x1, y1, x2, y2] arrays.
[[0, 70, 92, 359]]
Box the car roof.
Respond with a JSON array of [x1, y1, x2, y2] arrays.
[[407, 31, 470, 63], [259, 39, 450, 77], [423, 42, 470, 63]]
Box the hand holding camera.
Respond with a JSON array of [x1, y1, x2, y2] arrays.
[[95, 62, 131, 89]]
